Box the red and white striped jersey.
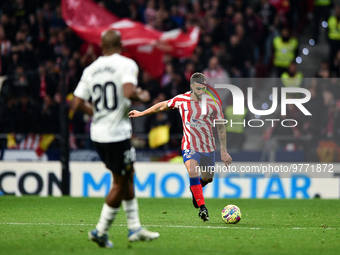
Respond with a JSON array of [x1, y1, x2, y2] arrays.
[[167, 91, 224, 153]]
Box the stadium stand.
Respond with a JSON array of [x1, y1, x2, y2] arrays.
[[0, 0, 339, 162]]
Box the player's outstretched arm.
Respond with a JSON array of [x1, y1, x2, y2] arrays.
[[129, 101, 170, 118], [217, 123, 232, 167], [72, 96, 94, 116]]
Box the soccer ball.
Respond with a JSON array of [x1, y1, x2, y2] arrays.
[[221, 205, 242, 224]]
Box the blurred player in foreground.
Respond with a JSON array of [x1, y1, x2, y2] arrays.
[[129, 73, 232, 221], [72, 29, 159, 248]]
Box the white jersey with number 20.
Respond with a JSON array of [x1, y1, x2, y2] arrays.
[[74, 53, 138, 143]]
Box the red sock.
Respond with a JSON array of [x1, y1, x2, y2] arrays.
[[199, 177, 208, 187], [190, 184, 205, 207]]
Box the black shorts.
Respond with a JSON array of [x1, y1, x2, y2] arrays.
[[94, 139, 136, 176]]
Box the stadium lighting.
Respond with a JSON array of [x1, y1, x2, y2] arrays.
[[322, 21, 328, 28], [303, 48, 309, 55], [262, 102, 269, 110], [269, 94, 273, 101], [309, 39, 315, 46], [296, 56, 302, 64]]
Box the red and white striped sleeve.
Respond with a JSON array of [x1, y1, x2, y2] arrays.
[[167, 92, 190, 109]]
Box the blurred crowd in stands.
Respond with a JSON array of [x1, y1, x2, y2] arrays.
[[0, 0, 339, 160]]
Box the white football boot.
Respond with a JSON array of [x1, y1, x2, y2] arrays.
[[128, 227, 160, 242]]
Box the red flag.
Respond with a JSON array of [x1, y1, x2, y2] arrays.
[[61, 0, 199, 78]]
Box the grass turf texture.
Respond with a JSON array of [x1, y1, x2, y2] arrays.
[[0, 197, 339, 255]]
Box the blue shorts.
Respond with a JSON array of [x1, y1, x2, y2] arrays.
[[182, 149, 215, 167]]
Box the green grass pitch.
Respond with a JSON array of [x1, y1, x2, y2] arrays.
[[0, 197, 339, 255]]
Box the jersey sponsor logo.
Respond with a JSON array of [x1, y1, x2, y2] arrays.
[[185, 121, 205, 128]]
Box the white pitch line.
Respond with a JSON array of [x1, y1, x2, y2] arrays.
[[1, 223, 93, 226], [0, 223, 332, 230], [148, 225, 262, 230], [0, 222, 258, 229]]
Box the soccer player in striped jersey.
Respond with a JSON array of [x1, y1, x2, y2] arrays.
[[129, 72, 232, 221]]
